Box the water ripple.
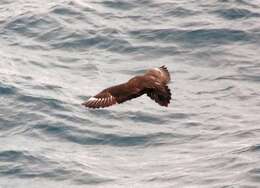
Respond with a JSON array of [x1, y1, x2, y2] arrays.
[[0, 150, 112, 184], [213, 8, 260, 19], [99, 0, 136, 10], [4, 13, 58, 38], [0, 83, 17, 95], [130, 28, 255, 46]]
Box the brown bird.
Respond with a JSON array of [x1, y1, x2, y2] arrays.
[[82, 65, 171, 108]]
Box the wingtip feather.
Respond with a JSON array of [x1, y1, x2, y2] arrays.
[[82, 96, 117, 109]]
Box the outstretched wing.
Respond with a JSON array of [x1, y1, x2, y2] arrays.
[[145, 65, 171, 85], [82, 82, 145, 109], [159, 65, 171, 84], [147, 85, 171, 107]]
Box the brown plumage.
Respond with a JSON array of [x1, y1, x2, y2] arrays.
[[82, 65, 171, 108]]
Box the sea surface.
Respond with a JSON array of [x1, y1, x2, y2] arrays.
[[0, 0, 260, 187]]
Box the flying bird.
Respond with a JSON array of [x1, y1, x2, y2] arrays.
[[82, 66, 171, 108]]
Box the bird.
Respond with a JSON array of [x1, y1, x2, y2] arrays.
[[82, 65, 171, 109]]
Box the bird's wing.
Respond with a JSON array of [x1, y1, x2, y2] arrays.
[[145, 65, 171, 84], [82, 83, 144, 109], [82, 91, 117, 109], [147, 85, 171, 107], [160, 65, 171, 83]]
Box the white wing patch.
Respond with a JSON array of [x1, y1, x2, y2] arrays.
[[82, 95, 117, 108], [88, 97, 97, 101]]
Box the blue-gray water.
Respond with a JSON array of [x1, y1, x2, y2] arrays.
[[0, 0, 260, 187]]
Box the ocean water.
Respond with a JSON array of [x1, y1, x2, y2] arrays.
[[0, 0, 260, 187]]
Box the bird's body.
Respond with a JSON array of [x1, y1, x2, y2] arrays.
[[82, 66, 171, 108]]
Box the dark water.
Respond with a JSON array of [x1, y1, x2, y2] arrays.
[[0, 0, 260, 187]]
